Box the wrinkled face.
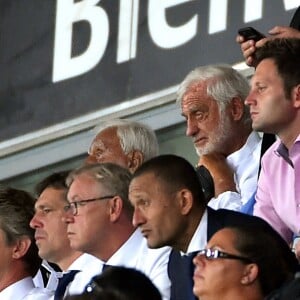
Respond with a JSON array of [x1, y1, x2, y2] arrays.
[[86, 127, 129, 168], [66, 174, 112, 256], [30, 187, 72, 264], [193, 228, 250, 299], [129, 172, 183, 249], [181, 82, 232, 156], [245, 59, 296, 136]]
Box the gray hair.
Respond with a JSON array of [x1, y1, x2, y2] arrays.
[[177, 64, 251, 124], [0, 187, 41, 276], [92, 119, 159, 161], [66, 163, 133, 215]]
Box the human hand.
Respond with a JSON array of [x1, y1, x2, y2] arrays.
[[268, 26, 300, 38], [198, 153, 236, 197], [236, 34, 268, 67]]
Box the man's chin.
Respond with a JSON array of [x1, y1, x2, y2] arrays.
[[147, 239, 166, 249], [39, 250, 50, 261], [147, 241, 158, 249], [195, 146, 210, 157]]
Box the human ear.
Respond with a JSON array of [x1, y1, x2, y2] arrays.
[[12, 238, 31, 259], [109, 196, 123, 222], [178, 189, 193, 215], [241, 263, 259, 285], [292, 84, 300, 108], [230, 97, 244, 121], [127, 151, 144, 173]]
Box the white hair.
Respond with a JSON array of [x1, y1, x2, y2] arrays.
[[92, 119, 159, 161], [177, 64, 251, 125]]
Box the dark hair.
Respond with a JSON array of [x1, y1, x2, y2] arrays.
[[255, 38, 300, 99], [133, 154, 206, 209], [228, 223, 298, 296], [0, 187, 41, 276], [35, 170, 70, 197], [66, 266, 162, 300]]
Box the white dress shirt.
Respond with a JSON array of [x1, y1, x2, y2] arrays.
[[0, 277, 53, 300], [33, 260, 60, 291], [208, 131, 261, 211], [68, 229, 171, 300], [63, 253, 103, 297], [45, 253, 102, 300]]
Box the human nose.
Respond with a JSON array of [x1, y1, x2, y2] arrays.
[[132, 208, 146, 228], [29, 213, 42, 229], [185, 117, 199, 137], [244, 89, 256, 107], [62, 207, 75, 224], [193, 252, 205, 268]]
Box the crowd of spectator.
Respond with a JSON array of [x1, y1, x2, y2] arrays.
[[0, 5, 300, 300]]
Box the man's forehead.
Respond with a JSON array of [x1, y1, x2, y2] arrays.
[[39, 186, 67, 197], [91, 136, 106, 149], [131, 172, 165, 190], [36, 188, 67, 205], [92, 127, 119, 146], [187, 80, 207, 91]]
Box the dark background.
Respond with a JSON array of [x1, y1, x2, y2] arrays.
[[0, 0, 296, 141]]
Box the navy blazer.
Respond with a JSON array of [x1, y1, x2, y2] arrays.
[[168, 207, 271, 300]]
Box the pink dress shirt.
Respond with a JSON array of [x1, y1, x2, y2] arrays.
[[254, 134, 300, 243]]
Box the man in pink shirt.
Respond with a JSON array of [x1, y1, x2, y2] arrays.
[[245, 38, 300, 244]]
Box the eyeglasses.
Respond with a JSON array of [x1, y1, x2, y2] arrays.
[[197, 248, 253, 263], [64, 195, 116, 216]]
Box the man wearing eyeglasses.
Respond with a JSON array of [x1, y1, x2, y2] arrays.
[[30, 171, 102, 299], [128, 154, 297, 300], [63, 163, 171, 300]]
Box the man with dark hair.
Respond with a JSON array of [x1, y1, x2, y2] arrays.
[[0, 187, 52, 299], [237, 6, 300, 67], [129, 154, 298, 300], [30, 171, 101, 299], [245, 38, 300, 245]]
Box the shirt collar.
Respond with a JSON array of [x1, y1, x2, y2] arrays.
[[275, 142, 294, 168], [227, 131, 261, 169], [183, 210, 208, 255]]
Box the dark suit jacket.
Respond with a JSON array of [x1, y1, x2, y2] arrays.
[[168, 207, 271, 300]]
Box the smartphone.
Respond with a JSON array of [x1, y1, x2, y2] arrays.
[[238, 27, 265, 42]]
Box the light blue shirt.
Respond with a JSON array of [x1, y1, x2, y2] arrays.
[[208, 131, 261, 211]]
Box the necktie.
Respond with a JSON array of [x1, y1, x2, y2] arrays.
[[54, 270, 79, 300]]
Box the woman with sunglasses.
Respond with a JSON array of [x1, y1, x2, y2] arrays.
[[193, 224, 298, 300]]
